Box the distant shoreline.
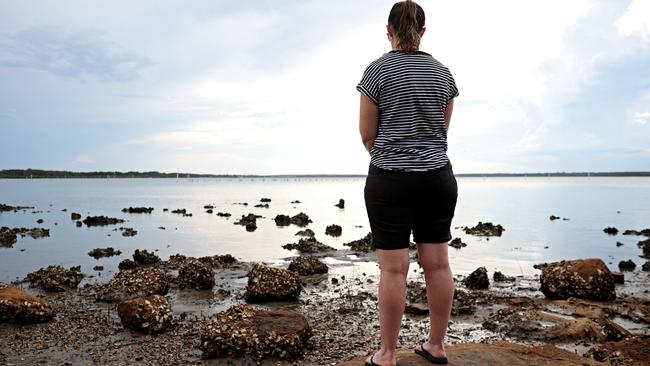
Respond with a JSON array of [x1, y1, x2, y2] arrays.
[[1, 169, 650, 179]]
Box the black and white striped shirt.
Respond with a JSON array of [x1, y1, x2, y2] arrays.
[[357, 50, 459, 171]]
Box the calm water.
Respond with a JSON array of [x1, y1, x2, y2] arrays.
[[0, 177, 649, 283]]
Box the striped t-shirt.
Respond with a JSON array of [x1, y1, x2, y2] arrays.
[[356, 50, 459, 171]]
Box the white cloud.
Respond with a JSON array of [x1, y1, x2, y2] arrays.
[[631, 111, 650, 125], [616, 0, 650, 40]]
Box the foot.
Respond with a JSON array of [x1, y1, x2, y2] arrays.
[[365, 351, 397, 366], [415, 341, 447, 359]]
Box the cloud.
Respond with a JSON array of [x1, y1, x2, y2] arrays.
[[71, 154, 94, 165], [631, 111, 650, 125], [0, 26, 153, 81]]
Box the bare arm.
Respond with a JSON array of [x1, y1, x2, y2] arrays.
[[359, 93, 379, 154], [444, 98, 454, 132]]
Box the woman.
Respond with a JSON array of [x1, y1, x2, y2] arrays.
[[357, 1, 459, 365]]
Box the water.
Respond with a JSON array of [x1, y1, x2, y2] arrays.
[[0, 177, 648, 283]]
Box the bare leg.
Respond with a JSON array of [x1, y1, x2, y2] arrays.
[[415, 242, 453, 358], [365, 248, 410, 366]]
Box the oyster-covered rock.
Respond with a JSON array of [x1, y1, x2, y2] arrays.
[[88, 247, 122, 259], [117, 294, 172, 333], [118, 258, 137, 270], [325, 224, 342, 237], [26, 265, 84, 292], [464, 267, 490, 290], [288, 257, 328, 275], [199, 304, 311, 359], [0, 284, 54, 323], [94, 268, 170, 302], [132, 249, 161, 264], [178, 260, 214, 290], [245, 264, 302, 302], [540, 259, 615, 301], [462, 222, 505, 236], [343, 232, 373, 252], [282, 237, 336, 254], [82, 215, 125, 226]]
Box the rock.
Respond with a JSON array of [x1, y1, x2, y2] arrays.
[[82, 215, 125, 226], [335, 199, 345, 208], [325, 224, 342, 237], [216, 212, 231, 217], [612, 272, 625, 284], [463, 222, 505, 236], [549, 215, 561, 220], [274, 214, 291, 226], [205, 209, 214, 213], [0, 203, 34, 212], [290, 212, 312, 227], [639, 238, 650, 259], [133, 249, 161, 265], [118, 259, 137, 270], [642, 261, 650, 272], [121, 207, 154, 214], [452, 289, 477, 315], [618, 260, 636, 272], [93, 265, 104, 271], [295, 228, 315, 237], [287, 257, 328, 275], [26, 265, 84, 292], [339, 342, 605, 366], [118, 227, 138, 237], [0, 285, 54, 323], [204, 205, 215, 209], [622, 228, 650, 236], [117, 294, 172, 333], [448, 237, 467, 249], [245, 264, 302, 302], [616, 241, 624, 247], [260, 198, 272, 202], [404, 303, 429, 315], [36, 218, 44, 224], [178, 260, 214, 290], [603, 227, 619, 235], [493, 271, 514, 282], [94, 268, 170, 302], [291, 200, 301, 204], [587, 336, 650, 365], [0, 227, 50, 247], [343, 232, 373, 252], [282, 237, 336, 254], [539, 259, 616, 301], [75, 221, 82, 227], [254, 203, 269, 208], [88, 247, 122, 259], [171, 208, 187, 215], [199, 304, 311, 359], [533, 262, 548, 270], [464, 267, 489, 290], [0, 227, 17, 247], [234, 213, 261, 231]]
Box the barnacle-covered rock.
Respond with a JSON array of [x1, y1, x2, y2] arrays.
[[118, 258, 137, 270], [464, 267, 490, 290], [295, 228, 315, 237], [325, 224, 342, 237], [343, 232, 373, 252], [245, 264, 302, 302], [88, 247, 122, 259], [178, 260, 214, 290], [0, 284, 54, 323], [117, 294, 172, 333], [234, 213, 261, 231], [94, 268, 170, 302], [540, 259, 615, 301], [121, 206, 154, 214], [463, 222, 505, 236], [82, 215, 125, 226], [164, 253, 238, 270], [282, 237, 336, 254], [199, 304, 311, 359], [26, 265, 84, 292], [288, 257, 328, 276], [133, 249, 161, 264]]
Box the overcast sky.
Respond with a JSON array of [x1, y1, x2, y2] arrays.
[[1, 0, 649, 174]]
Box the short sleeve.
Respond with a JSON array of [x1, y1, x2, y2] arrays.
[[447, 70, 459, 101], [356, 60, 382, 105]]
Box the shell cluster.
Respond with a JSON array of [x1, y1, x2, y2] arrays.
[[132, 249, 161, 264], [288, 257, 328, 276], [177, 260, 215, 290], [540, 259, 616, 301], [26, 265, 84, 292], [93, 267, 170, 302], [245, 264, 302, 302]]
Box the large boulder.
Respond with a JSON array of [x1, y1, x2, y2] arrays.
[[288, 257, 328, 275], [26, 265, 84, 292], [94, 267, 170, 302], [539, 259, 615, 301], [245, 264, 302, 302], [117, 294, 172, 333], [0, 285, 54, 323], [199, 304, 311, 359], [464, 267, 489, 290], [178, 260, 215, 290]]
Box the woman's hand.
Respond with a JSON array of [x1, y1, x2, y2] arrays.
[[359, 93, 379, 154]]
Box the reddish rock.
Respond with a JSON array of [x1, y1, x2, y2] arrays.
[[0, 285, 54, 323], [587, 336, 650, 365], [539, 259, 616, 301], [117, 294, 172, 333]]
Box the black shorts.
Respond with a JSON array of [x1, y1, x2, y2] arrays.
[[364, 162, 458, 250]]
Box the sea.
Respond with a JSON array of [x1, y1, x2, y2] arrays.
[[0, 176, 649, 284]]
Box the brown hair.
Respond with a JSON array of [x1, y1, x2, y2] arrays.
[[388, 0, 425, 52]]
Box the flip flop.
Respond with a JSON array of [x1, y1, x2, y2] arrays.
[[415, 344, 448, 364], [364, 353, 404, 366]]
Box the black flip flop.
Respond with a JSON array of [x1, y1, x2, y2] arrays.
[[365, 353, 404, 366], [415, 345, 448, 364]]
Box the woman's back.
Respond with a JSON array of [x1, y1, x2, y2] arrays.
[[357, 50, 458, 171]]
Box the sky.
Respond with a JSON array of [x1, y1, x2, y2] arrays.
[[0, 0, 649, 175]]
